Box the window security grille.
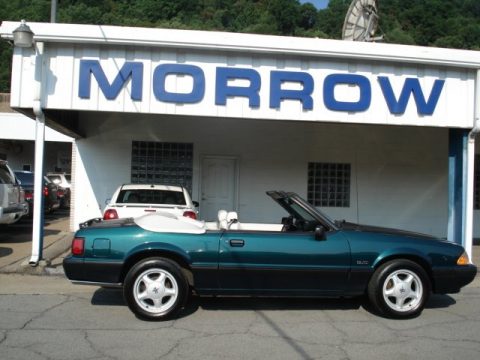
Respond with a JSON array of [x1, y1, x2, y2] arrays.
[[308, 162, 351, 207]]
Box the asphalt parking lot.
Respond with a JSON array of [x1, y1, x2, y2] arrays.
[[0, 273, 479, 360]]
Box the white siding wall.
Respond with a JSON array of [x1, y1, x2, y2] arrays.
[[9, 43, 476, 129], [72, 112, 449, 238]]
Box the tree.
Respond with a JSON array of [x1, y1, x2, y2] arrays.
[[1, 0, 480, 93]]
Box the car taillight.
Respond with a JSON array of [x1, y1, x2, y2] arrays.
[[57, 189, 64, 197], [43, 186, 49, 196], [183, 211, 197, 219], [103, 209, 119, 220], [24, 192, 33, 200], [71, 237, 85, 256]]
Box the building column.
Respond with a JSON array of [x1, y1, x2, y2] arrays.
[[447, 128, 469, 249]]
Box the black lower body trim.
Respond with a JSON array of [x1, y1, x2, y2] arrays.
[[63, 256, 124, 284], [432, 264, 477, 294]]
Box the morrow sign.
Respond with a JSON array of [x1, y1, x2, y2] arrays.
[[78, 60, 445, 116]]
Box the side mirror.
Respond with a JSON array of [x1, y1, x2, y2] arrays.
[[193, 201, 199, 208], [314, 225, 327, 241]]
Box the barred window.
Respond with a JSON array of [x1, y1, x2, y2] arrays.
[[308, 162, 351, 207], [131, 141, 193, 193], [475, 155, 480, 210]]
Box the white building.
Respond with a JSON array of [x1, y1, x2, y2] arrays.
[[1, 21, 479, 257]]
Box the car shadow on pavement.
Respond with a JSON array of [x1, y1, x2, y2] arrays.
[[91, 288, 362, 318], [425, 294, 456, 308], [90, 289, 458, 320], [190, 296, 363, 312], [0, 247, 13, 258], [91, 288, 126, 306]]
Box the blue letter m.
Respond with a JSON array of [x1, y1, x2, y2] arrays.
[[378, 77, 445, 116], [78, 60, 143, 101]]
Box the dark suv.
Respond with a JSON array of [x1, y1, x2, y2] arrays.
[[14, 171, 60, 215]]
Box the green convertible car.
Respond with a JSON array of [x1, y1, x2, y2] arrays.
[[64, 191, 477, 320]]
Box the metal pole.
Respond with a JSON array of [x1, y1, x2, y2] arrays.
[[51, 0, 57, 23], [29, 41, 46, 266], [30, 113, 45, 265], [465, 69, 480, 262]]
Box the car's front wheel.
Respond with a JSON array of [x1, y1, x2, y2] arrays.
[[367, 259, 430, 318], [123, 257, 188, 320]]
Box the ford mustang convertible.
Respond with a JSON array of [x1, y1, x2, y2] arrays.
[[64, 191, 477, 320]]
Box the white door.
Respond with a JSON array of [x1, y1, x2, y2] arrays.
[[201, 157, 238, 221]]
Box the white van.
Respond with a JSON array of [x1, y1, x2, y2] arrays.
[[0, 160, 28, 224]]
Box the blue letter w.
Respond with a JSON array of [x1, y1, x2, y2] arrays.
[[378, 77, 445, 116], [78, 60, 143, 101]]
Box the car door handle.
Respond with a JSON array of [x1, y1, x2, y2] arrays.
[[229, 239, 245, 247]]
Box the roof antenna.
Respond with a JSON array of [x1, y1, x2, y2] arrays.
[[342, 0, 383, 42]]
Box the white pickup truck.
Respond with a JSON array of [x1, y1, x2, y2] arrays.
[[0, 160, 28, 224]]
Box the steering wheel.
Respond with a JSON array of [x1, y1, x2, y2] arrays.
[[281, 216, 296, 232], [294, 218, 306, 231]]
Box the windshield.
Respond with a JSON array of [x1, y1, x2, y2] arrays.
[[14, 172, 50, 186], [14, 172, 33, 185], [278, 198, 316, 222], [116, 189, 186, 205], [48, 175, 61, 182], [267, 191, 337, 230], [290, 193, 337, 225]]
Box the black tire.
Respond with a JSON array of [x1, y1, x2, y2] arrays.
[[367, 259, 430, 319], [123, 257, 189, 320]]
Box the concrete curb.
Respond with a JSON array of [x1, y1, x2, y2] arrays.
[[0, 232, 73, 275]]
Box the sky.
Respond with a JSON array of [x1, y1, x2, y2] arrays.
[[300, 0, 329, 9]]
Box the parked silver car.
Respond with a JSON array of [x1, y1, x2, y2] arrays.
[[0, 160, 28, 224], [46, 172, 71, 208]]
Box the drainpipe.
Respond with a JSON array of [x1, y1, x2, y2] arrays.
[[29, 41, 46, 266], [464, 69, 480, 263]]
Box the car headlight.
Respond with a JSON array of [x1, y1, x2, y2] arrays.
[[457, 251, 470, 265]]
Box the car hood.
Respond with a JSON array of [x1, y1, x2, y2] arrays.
[[338, 221, 439, 240]]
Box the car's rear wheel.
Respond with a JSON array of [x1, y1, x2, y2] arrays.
[[367, 259, 430, 318], [123, 257, 188, 320]]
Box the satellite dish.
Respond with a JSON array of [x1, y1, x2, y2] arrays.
[[342, 0, 383, 42]]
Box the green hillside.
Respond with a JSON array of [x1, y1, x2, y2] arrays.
[[1, 0, 479, 92]]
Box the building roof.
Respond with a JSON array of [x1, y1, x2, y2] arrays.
[[1, 21, 480, 69], [0, 112, 73, 142]]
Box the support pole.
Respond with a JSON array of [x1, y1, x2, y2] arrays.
[[464, 69, 480, 262], [29, 41, 46, 266], [447, 129, 468, 247], [465, 135, 475, 261], [448, 69, 480, 262], [29, 112, 45, 265]]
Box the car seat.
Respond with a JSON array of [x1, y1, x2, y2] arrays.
[[226, 211, 239, 230], [218, 209, 228, 230], [127, 193, 140, 203]]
